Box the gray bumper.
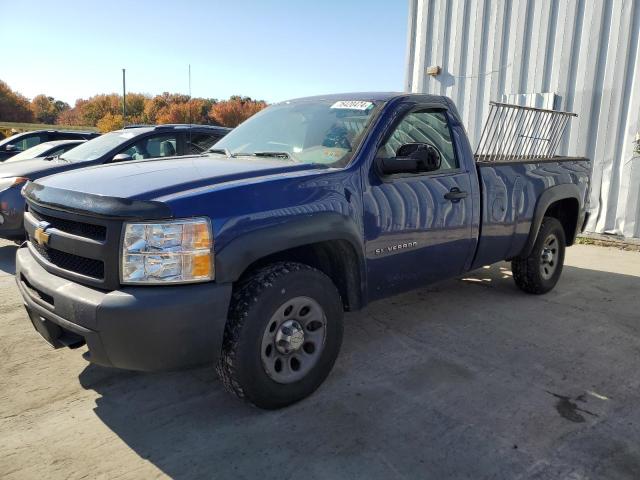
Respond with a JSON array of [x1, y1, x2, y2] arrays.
[[16, 246, 232, 371]]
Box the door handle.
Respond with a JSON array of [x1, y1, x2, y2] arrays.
[[444, 188, 468, 202]]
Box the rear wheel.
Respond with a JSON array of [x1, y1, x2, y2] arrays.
[[512, 216, 566, 294], [217, 262, 343, 409]]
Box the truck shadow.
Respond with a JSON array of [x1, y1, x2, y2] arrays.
[[0, 244, 17, 275], [78, 262, 640, 480]]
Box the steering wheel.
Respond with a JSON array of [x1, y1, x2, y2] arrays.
[[322, 125, 352, 150]]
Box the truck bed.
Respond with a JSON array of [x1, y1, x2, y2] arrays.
[[471, 156, 591, 269]]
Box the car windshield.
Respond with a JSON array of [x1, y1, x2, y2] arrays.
[[5, 143, 54, 162], [211, 99, 382, 167], [60, 131, 134, 162]]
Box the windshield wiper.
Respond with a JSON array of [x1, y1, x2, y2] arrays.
[[208, 150, 296, 161], [207, 148, 232, 158], [252, 151, 291, 159]]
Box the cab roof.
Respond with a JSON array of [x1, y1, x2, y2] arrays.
[[283, 92, 449, 104]]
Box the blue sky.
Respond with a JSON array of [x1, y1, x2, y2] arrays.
[[1, 0, 408, 105]]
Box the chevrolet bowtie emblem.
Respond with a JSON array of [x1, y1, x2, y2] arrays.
[[34, 221, 51, 246]]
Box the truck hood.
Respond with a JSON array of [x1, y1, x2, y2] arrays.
[[0, 157, 78, 180], [34, 155, 325, 201]]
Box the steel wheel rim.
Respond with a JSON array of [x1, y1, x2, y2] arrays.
[[261, 296, 327, 384], [540, 233, 559, 280]]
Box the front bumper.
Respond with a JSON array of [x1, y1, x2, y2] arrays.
[[16, 246, 232, 371]]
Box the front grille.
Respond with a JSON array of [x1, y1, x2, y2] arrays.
[[25, 200, 128, 290], [32, 240, 105, 280], [31, 210, 106, 242]]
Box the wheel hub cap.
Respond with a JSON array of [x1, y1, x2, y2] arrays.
[[275, 320, 305, 354], [261, 296, 327, 384], [540, 233, 559, 280]]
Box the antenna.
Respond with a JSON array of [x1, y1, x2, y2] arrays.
[[122, 68, 127, 127], [188, 64, 192, 125], [188, 64, 192, 152]]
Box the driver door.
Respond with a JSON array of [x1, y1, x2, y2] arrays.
[[362, 107, 475, 299]]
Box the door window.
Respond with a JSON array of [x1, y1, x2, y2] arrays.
[[187, 132, 222, 154], [11, 134, 43, 151], [378, 110, 458, 170], [118, 134, 178, 160]]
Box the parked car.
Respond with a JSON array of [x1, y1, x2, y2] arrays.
[[0, 130, 99, 162], [0, 124, 230, 239], [15, 93, 590, 409], [4, 139, 86, 163]]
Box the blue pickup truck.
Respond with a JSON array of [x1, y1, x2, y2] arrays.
[[16, 93, 590, 409]]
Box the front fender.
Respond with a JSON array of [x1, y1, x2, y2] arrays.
[[214, 211, 364, 283]]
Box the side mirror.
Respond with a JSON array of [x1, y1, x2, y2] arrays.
[[378, 143, 441, 175], [111, 153, 132, 163], [4, 144, 17, 152]]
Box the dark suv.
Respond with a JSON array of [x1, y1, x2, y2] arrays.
[[0, 130, 99, 162], [0, 124, 230, 239]]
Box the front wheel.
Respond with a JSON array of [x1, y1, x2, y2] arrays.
[[512, 216, 566, 294], [216, 262, 343, 409]]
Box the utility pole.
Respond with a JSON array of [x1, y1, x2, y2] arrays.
[[188, 64, 192, 125], [122, 68, 127, 127]]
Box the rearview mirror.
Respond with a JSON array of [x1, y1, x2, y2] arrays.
[[378, 143, 441, 175], [111, 153, 132, 163]]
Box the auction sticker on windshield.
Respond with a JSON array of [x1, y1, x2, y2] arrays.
[[330, 100, 373, 110]]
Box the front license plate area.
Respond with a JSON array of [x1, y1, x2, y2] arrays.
[[27, 308, 64, 348]]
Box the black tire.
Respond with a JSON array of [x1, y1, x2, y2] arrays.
[[216, 262, 344, 409], [512, 216, 566, 294]]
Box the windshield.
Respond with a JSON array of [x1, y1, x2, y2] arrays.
[[212, 99, 382, 167], [61, 131, 133, 162], [6, 142, 54, 162]]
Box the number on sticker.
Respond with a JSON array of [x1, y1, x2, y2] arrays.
[[330, 101, 373, 111]]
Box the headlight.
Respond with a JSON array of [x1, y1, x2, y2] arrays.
[[121, 218, 213, 284], [0, 177, 28, 193]]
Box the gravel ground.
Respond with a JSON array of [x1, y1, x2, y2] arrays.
[[1, 240, 639, 480]]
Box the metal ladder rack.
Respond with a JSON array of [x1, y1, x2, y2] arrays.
[[474, 102, 577, 162]]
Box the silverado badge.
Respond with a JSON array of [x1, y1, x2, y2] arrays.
[[374, 241, 418, 255], [34, 222, 51, 246]]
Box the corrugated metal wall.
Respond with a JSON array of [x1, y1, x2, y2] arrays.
[[405, 0, 640, 237]]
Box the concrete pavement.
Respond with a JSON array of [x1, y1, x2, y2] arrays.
[[1, 240, 639, 479]]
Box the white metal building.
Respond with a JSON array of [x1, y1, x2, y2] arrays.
[[405, 0, 640, 238]]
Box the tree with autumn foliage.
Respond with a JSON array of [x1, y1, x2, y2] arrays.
[[55, 101, 86, 126], [0, 80, 34, 122], [1, 79, 267, 132], [144, 92, 217, 125], [96, 113, 124, 133], [30, 95, 70, 124], [58, 93, 147, 131], [209, 96, 267, 127]]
